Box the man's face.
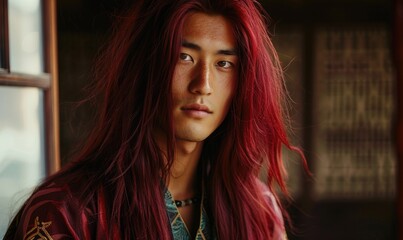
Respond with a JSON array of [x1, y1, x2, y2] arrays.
[[171, 12, 238, 143]]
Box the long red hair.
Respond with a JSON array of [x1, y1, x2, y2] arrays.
[[42, 0, 298, 239]]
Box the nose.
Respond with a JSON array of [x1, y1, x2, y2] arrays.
[[189, 62, 213, 95]]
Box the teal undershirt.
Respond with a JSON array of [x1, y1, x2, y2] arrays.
[[164, 189, 214, 239]]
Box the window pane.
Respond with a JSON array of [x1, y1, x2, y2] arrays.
[[8, 0, 43, 74], [0, 86, 45, 237], [312, 26, 396, 200]]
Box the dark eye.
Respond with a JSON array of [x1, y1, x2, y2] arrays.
[[217, 61, 233, 69], [180, 53, 193, 62]]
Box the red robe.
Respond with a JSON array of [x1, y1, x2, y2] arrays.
[[4, 179, 287, 240], [4, 182, 117, 240]]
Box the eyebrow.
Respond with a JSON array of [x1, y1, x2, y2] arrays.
[[182, 41, 238, 56]]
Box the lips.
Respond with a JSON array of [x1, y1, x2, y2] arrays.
[[181, 103, 212, 118], [182, 103, 212, 113]]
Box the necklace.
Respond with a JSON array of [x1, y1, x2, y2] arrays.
[[174, 196, 200, 208]]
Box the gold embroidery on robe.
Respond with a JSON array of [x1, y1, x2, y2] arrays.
[[23, 216, 53, 240]]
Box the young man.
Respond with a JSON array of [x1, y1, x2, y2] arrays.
[[5, 0, 297, 239]]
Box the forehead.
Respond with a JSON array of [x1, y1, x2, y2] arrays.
[[181, 12, 236, 49]]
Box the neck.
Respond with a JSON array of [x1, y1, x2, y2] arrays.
[[153, 129, 203, 200], [169, 141, 203, 200]]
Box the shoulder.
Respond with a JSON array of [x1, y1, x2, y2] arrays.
[[5, 181, 97, 240], [256, 180, 282, 217], [256, 179, 288, 240]]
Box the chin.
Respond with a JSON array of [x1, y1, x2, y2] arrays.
[[177, 135, 208, 143], [175, 130, 211, 143]]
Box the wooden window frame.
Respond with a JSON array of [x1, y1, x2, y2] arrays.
[[0, 0, 60, 175], [395, 0, 403, 236]]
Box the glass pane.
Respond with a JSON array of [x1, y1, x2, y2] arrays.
[[8, 0, 43, 74], [0, 86, 45, 237], [313, 26, 396, 200]]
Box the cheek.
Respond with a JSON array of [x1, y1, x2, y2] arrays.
[[171, 66, 189, 95], [215, 79, 236, 117], [223, 76, 237, 111], [221, 75, 237, 101]]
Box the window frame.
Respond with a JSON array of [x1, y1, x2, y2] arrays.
[[0, 0, 60, 175]]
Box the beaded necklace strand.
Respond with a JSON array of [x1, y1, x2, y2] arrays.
[[174, 196, 200, 208]]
